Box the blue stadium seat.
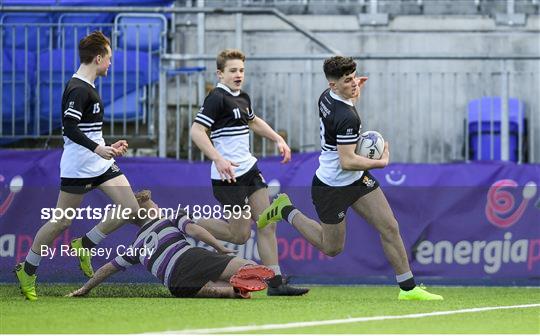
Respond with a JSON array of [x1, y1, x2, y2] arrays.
[[103, 89, 145, 122], [36, 49, 78, 133], [57, 13, 114, 49], [0, 13, 52, 51], [114, 14, 167, 52], [468, 97, 526, 162], [37, 49, 156, 131], [1, 49, 36, 138]]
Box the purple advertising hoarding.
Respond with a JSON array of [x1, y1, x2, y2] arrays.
[[0, 149, 539, 284]]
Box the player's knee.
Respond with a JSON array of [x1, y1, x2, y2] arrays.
[[323, 245, 344, 257], [381, 218, 400, 238], [230, 230, 251, 244], [52, 217, 73, 231]]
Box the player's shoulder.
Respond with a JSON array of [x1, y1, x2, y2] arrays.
[[238, 90, 251, 100], [64, 78, 91, 96], [320, 90, 353, 119], [204, 87, 226, 104]]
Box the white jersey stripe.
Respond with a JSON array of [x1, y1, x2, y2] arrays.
[[78, 122, 103, 127], [64, 112, 81, 120], [64, 108, 82, 116], [210, 130, 250, 139], [196, 113, 214, 124], [134, 218, 168, 247], [337, 138, 359, 144], [194, 117, 212, 128], [210, 125, 249, 135], [80, 128, 103, 132]]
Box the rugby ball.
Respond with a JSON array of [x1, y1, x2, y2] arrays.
[[358, 131, 384, 160]]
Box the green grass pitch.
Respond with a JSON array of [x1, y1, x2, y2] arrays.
[[1, 284, 539, 334]]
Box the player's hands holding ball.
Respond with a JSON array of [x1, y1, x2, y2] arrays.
[[379, 141, 390, 167]]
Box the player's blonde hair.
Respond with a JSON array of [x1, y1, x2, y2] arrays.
[[134, 189, 152, 206], [216, 49, 245, 71]]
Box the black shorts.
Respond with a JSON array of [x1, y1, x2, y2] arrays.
[[211, 163, 268, 206], [168, 247, 235, 298], [311, 171, 380, 224], [60, 163, 124, 195]]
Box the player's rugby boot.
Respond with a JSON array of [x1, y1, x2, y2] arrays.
[[398, 285, 443, 301], [229, 265, 275, 298], [234, 264, 275, 280], [14, 263, 37, 301], [257, 193, 292, 229], [70, 238, 94, 278], [266, 275, 310, 296]]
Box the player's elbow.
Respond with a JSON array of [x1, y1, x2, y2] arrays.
[[339, 156, 353, 171]]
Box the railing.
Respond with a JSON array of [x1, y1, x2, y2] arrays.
[[162, 55, 540, 163], [1, 6, 539, 163], [0, 15, 166, 145], [199, 0, 540, 16]]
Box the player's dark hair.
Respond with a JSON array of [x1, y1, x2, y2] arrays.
[[323, 56, 356, 80], [217, 49, 245, 71], [79, 31, 111, 65]]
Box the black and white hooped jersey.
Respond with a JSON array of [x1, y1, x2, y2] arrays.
[[315, 89, 363, 186], [60, 74, 112, 178], [194, 83, 257, 180], [111, 214, 193, 287]]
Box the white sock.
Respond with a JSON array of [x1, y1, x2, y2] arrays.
[[396, 271, 414, 283], [287, 209, 300, 224], [85, 227, 107, 245], [267, 264, 282, 276], [25, 249, 42, 267]]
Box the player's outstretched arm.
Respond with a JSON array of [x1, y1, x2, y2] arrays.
[[191, 123, 239, 182], [67, 262, 120, 297], [338, 142, 389, 171], [248, 116, 291, 163], [185, 222, 235, 254]]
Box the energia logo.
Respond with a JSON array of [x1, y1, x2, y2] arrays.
[[485, 179, 537, 228], [0, 175, 23, 217]]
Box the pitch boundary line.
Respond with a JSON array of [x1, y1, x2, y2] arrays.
[[167, 303, 540, 334]]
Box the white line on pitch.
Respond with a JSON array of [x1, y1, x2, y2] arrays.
[[167, 303, 540, 334]]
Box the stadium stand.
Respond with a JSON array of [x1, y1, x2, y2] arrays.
[[0, 1, 171, 138], [468, 97, 526, 162]]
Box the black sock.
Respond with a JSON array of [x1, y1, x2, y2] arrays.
[[23, 262, 38, 276], [281, 206, 296, 222], [268, 274, 283, 288], [398, 277, 416, 291], [81, 235, 97, 249]]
